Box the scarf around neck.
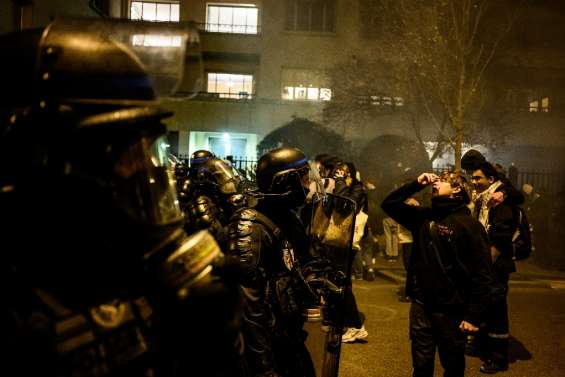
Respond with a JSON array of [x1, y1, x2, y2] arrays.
[[475, 180, 503, 229]]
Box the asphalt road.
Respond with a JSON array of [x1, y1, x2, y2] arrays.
[[306, 278, 565, 377]]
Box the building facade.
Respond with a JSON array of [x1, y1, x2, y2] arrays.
[[2, 0, 564, 168]]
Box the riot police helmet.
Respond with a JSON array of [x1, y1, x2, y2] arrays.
[[198, 158, 241, 196], [189, 149, 215, 177], [0, 19, 195, 305], [256, 147, 310, 207]]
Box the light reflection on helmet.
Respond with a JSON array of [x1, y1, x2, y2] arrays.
[[256, 147, 310, 207]]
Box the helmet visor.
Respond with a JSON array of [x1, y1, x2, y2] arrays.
[[212, 161, 240, 194], [41, 18, 196, 99], [113, 135, 182, 225], [271, 165, 311, 193]]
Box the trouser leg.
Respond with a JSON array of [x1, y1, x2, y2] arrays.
[[401, 243, 412, 271], [352, 251, 364, 277], [383, 218, 399, 258], [486, 271, 510, 367], [434, 313, 465, 377], [410, 302, 436, 377], [343, 285, 364, 329]]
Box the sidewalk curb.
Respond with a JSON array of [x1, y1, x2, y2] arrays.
[[374, 269, 555, 289], [374, 269, 405, 285]]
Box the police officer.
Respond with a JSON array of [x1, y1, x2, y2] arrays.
[[185, 157, 246, 244], [1, 19, 243, 377], [189, 149, 215, 179], [227, 147, 316, 377]]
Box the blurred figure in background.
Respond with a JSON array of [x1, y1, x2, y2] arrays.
[[333, 161, 370, 343]]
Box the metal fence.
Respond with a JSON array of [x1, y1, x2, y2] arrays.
[[516, 171, 565, 195], [177, 154, 256, 166]]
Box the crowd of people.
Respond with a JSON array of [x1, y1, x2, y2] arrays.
[[1, 18, 540, 377]]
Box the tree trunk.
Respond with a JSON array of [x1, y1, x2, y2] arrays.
[[454, 128, 463, 171]]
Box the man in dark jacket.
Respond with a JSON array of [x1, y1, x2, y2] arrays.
[[471, 162, 518, 374], [382, 171, 500, 377]]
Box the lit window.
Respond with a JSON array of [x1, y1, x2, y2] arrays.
[[207, 73, 254, 99], [541, 97, 550, 112], [285, 0, 335, 33], [130, 1, 180, 22], [366, 95, 404, 107], [206, 4, 259, 34], [529, 96, 550, 112], [281, 68, 331, 101]]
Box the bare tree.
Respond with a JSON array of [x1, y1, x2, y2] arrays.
[[323, 53, 449, 164], [326, 0, 521, 169]]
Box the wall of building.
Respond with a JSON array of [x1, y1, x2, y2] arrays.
[[164, 0, 372, 156], [0, 1, 18, 34], [1, 0, 563, 167]]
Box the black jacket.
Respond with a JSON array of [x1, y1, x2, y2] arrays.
[[226, 201, 314, 377], [382, 180, 500, 325]]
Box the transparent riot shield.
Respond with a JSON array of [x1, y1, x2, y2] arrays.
[[305, 193, 356, 377]]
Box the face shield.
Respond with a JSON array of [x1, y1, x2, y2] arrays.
[[113, 134, 182, 226], [37, 18, 199, 105], [213, 162, 241, 195], [270, 165, 311, 201]]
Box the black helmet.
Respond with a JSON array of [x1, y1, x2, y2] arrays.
[[256, 147, 310, 207], [190, 149, 215, 176], [0, 19, 194, 306], [198, 158, 241, 195]]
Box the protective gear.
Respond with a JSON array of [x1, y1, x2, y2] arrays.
[[176, 176, 193, 204], [309, 194, 357, 377], [185, 195, 224, 236], [189, 149, 215, 178], [227, 208, 316, 377], [0, 19, 192, 304], [2, 19, 244, 377], [198, 158, 241, 196], [256, 147, 310, 208], [174, 160, 189, 178], [183, 158, 246, 243], [175, 161, 193, 205], [226, 148, 317, 376]]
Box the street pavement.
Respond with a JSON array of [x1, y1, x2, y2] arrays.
[[306, 256, 565, 377]]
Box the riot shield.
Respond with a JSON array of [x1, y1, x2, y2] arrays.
[[306, 193, 356, 377]]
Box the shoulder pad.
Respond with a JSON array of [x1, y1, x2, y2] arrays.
[[231, 208, 259, 222], [230, 208, 282, 241]]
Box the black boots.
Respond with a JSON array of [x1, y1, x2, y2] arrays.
[[480, 360, 509, 374]]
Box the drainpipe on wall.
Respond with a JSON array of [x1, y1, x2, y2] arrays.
[[11, 0, 33, 30], [89, 0, 108, 18]]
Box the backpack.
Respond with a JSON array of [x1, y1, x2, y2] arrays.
[[512, 207, 533, 260]]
